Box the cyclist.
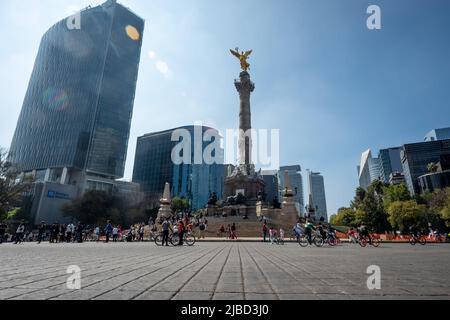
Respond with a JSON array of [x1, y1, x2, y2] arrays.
[[327, 224, 336, 243], [409, 225, 419, 240], [304, 220, 314, 245], [358, 223, 371, 244], [177, 220, 185, 246], [317, 223, 326, 241], [347, 228, 358, 244], [294, 221, 304, 239]]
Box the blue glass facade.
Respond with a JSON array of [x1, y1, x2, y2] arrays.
[[378, 147, 402, 183], [401, 139, 450, 195], [132, 126, 225, 210], [8, 0, 144, 179]]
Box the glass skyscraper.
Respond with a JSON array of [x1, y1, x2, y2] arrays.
[[132, 126, 225, 210], [308, 171, 328, 222], [278, 165, 305, 215], [378, 147, 403, 183], [358, 149, 382, 190], [401, 139, 450, 195], [9, 0, 144, 180]]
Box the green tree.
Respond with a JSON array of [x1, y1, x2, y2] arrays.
[[382, 183, 411, 208], [330, 207, 357, 227], [0, 149, 34, 222], [62, 190, 127, 226], [387, 200, 428, 232], [424, 188, 450, 228], [172, 197, 190, 213]]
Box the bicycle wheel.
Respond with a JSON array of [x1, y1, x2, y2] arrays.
[[328, 238, 336, 247], [409, 238, 416, 246], [154, 234, 162, 246], [371, 238, 380, 247], [314, 236, 324, 247], [170, 234, 180, 246], [359, 238, 367, 247], [298, 236, 308, 247], [419, 237, 427, 246], [185, 233, 196, 246]]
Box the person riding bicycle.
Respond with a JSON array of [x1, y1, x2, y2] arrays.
[[327, 224, 336, 242], [347, 228, 358, 243], [317, 223, 326, 240], [409, 225, 419, 239], [293, 222, 304, 239], [304, 220, 314, 245], [358, 223, 371, 244]]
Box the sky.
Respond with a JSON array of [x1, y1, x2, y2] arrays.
[[1, 0, 450, 216]]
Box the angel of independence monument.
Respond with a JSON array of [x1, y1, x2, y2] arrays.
[[217, 49, 265, 217]]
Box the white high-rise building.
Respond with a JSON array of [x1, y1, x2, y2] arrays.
[[358, 149, 382, 190]]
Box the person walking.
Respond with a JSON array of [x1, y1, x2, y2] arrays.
[[198, 221, 206, 240], [139, 224, 145, 242], [113, 226, 119, 242], [76, 223, 84, 243], [37, 221, 46, 244], [0, 221, 7, 244], [177, 220, 185, 246], [262, 222, 268, 242], [231, 223, 237, 240], [94, 226, 100, 242], [14, 221, 26, 244], [269, 226, 275, 244], [104, 220, 113, 243]]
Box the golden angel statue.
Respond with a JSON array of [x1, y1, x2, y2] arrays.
[[230, 48, 253, 72]]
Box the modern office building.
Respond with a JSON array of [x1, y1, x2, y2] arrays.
[[424, 127, 450, 142], [132, 126, 225, 211], [378, 147, 403, 183], [261, 170, 280, 204], [358, 149, 382, 190], [278, 165, 305, 216], [401, 139, 450, 195], [8, 0, 144, 224], [307, 170, 328, 222]]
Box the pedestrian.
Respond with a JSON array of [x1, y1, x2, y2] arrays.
[[113, 226, 119, 242], [178, 219, 185, 246], [76, 223, 84, 243], [94, 226, 100, 242], [161, 218, 171, 246], [262, 222, 268, 242], [231, 223, 237, 240], [269, 226, 275, 244], [139, 224, 145, 241], [37, 221, 46, 244], [0, 221, 7, 244], [198, 221, 206, 240], [279, 228, 285, 244], [104, 220, 113, 243], [15, 221, 25, 244]]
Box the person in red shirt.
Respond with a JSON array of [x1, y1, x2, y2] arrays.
[[178, 220, 185, 245]]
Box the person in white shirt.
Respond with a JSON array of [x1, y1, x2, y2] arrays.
[[112, 227, 119, 242]]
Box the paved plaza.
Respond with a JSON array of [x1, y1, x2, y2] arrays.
[[0, 242, 449, 300]]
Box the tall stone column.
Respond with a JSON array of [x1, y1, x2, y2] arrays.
[[235, 71, 255, 173]]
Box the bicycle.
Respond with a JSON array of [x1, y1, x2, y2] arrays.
[[358, 234, 380, 247], [409, 234, 427, 246], [298, 232, 324, 247], [171, 231, 196, 246]]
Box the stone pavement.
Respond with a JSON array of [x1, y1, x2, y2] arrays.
[[0, 242, 449, 300]]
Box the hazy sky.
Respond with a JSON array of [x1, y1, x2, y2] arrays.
[[1, 0, 450, 216]]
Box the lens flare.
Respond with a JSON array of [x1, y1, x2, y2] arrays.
[[125, 25, 140, 41], [42, 88, 69, 111]]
